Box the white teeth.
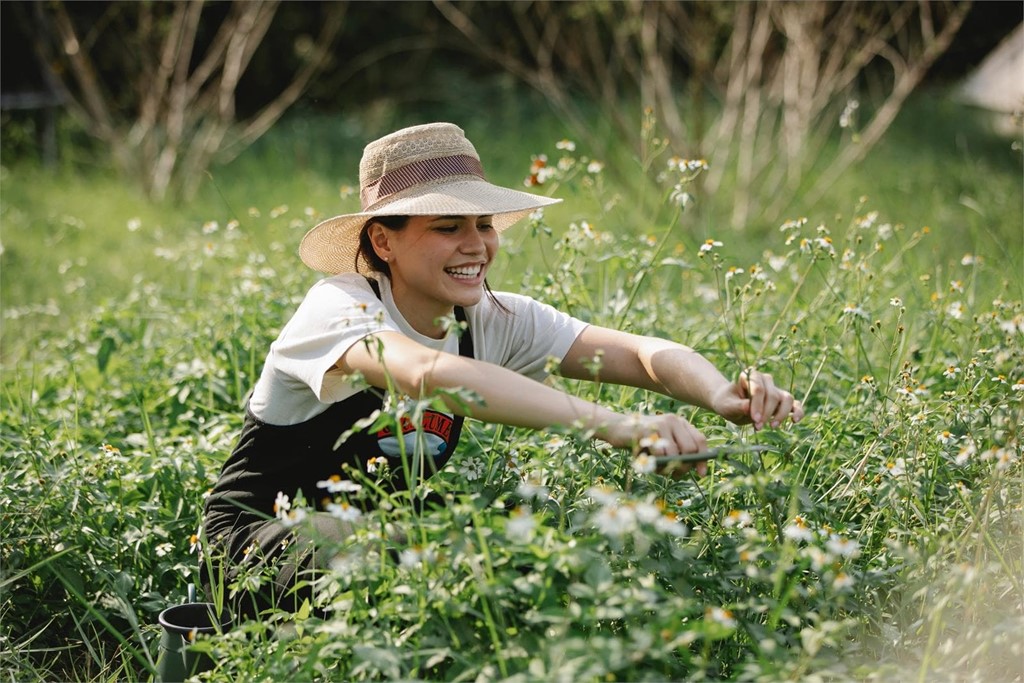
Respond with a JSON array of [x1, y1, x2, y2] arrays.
[[445, 265, 482, 277]]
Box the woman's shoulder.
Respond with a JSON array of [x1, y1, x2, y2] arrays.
[[311, 272, 377, 293], [290, 273, 382, 320]]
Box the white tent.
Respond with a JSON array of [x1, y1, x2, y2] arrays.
[[957, 22, 1023, 127]]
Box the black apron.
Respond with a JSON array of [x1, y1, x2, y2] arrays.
[[201, 282, 473, 613]]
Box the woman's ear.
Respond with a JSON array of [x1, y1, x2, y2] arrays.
[[368, 222, 393, 263]]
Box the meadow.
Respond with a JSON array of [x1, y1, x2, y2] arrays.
[[1, 92, 1022, 681]]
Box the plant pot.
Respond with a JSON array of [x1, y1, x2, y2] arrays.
[[156, 602, 230, 682]]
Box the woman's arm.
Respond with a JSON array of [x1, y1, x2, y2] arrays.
[[336, 331, 661, 449], [558, 325, 803, 431]]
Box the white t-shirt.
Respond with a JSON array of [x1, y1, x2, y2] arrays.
[[248, 273, 589, 425]]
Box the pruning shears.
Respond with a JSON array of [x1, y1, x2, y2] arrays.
[[652, 444, 776, 470]]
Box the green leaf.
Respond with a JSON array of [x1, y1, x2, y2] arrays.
[[97, 336, 116, 373]]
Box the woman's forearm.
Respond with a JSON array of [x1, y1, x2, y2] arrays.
[[562, 326, 733, 412], [340, 331, 625, 439], [636, 338, 735, 411], [421, 351, 624, 438]]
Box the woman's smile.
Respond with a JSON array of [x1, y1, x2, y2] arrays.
[[445, 262, 485, 281], [374, 214, 498, 337]]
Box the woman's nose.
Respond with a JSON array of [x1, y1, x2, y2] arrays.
[[460, 228, 486, 254]]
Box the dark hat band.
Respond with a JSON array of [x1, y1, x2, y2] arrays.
[[360, 154, 486, 210]]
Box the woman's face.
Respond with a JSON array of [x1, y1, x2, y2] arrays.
[[371, 214, 498, 334]]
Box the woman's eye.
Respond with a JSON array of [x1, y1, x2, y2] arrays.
[[478, 223, 494, 232], [435, 226, 458, 233]]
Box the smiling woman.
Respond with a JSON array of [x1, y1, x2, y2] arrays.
[[201, 122, 803, 618]]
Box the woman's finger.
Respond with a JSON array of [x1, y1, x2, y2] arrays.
[[771, 391, 794, 428], [746, 369, 767, 428], [758, 373, 780, 429]]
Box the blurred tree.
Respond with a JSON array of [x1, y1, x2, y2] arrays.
[[435, 0, 972, 228], [19, 1, 344, 200]]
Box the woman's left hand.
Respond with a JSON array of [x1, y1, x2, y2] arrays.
[[710, 369, 804, 430]]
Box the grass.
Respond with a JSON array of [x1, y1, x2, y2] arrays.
[[1, 91, 1022, 681]]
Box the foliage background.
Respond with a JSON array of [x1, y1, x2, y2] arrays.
[[1, 2, 1022, 682]]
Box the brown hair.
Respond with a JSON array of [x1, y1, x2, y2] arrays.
[[356, 216, 511, 314]]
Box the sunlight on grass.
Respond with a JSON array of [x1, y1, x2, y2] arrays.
[[1, 100, 1021, 681]]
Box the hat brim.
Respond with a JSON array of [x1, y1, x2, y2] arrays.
[[299, 178, 561, 274]]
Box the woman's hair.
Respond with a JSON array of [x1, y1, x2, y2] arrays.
[[356, 216, 511, 314]]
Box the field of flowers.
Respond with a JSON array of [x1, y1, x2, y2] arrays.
[[2, 118, 1022, 682]]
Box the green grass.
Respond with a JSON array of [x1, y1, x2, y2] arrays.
[[1, 91, 1022, 681]]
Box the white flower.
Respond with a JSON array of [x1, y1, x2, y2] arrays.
[[317, 476, 362, 494], [326, 501, 362, 522], [783, 517, 814, 542], [942, 366, 961, 379], [127, 217, 142, 232], [884, 458, 906, 477], [1012, 379, 1024, 391], [366, 456, 385, 474], [825, 534, 860, 558], [189, 528, 202, 554], [155, 542, 174, 557], [699, 239, 723, 253], [936, 431, 957, 446], [832, 572, 855, 590], [956, 442, 977, 465], [999, 316, 1024, 334], [586, 486, 621, 506], [634, 502, 662, 524], [842, 304, 869, 320], [947, 301, 965, 320], [961, 253, 978, 265], [632, 454, 657, 474], [202, 220, 219, 234], [723, 509, 753, 529], [273, 491, 291, 514], [279, 507, 308, 528], [555, 139, 576, 151], [587, 161, 604, 174], [655, 512, 687, 537], [815, 236, 836, 255], [706, 607, 737, 629], [516, 478, 550, 500], [398, 545, 436, 570], [804, 546, 832, 572], [506, 506, 536, 542], [460, 457, 485, 481], [854, 210, 878, 229], [890, 297, 903, 307], [995, 448, 1018, 472], [779, 217, 807, 232], [592, 504, 637, 538]]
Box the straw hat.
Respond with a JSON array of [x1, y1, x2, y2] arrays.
[[299, 122, 562, 273]]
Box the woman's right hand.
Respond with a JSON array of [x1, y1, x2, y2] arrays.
[[601, 412, 709, 470], [603, 412, 710, 477]]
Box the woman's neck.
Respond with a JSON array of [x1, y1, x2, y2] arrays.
[[388, 281, 452, 339]]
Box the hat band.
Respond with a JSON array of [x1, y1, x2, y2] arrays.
[[360, 154, 486, 210]]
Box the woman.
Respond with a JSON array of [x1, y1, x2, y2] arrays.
[[202, 122, 803, 616]]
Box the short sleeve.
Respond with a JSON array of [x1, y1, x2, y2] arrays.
[[470, 292, 589, 381], [264, 275, 397, 403]]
